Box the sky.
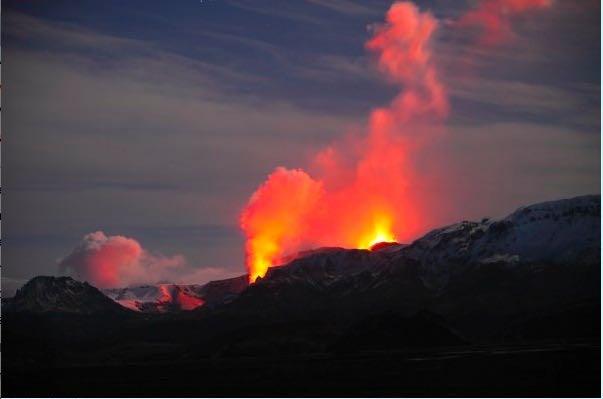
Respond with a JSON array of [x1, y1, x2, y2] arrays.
[[2, 0, 600, 294]]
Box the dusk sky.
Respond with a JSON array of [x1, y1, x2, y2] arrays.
[[3, 0, 600, 294]]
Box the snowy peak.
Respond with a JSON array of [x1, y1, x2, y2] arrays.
[[502, 194, 600, 263], [9, 276, 127, 314], [394, 195, 600, 288], [403, 194, 600, 265], [103, 284, 205, 312], [103, 275, 248, 313]]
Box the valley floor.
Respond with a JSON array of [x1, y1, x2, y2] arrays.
[[4, 342, 600, 397]]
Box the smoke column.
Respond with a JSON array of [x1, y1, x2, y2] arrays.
[[240, 0, 553, 283], [241, 2, 447, 282]]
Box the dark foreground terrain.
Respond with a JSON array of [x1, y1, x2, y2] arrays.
[[3, 299, 600, 397], [4, 341, 600, 397]]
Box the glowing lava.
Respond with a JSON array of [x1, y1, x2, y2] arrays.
[[357, 215, 397, 250]]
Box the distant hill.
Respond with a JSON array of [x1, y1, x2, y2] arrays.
[[7, 276, 129, 314]]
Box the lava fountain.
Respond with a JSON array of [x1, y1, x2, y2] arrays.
[[240, 1, 448, 283]]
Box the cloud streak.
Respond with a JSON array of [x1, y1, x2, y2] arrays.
[[458, 0, 552, 46]]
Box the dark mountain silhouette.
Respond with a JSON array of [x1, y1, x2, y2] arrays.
[[7, 276, 129, 314]]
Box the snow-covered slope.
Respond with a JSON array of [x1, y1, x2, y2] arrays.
[[103, 275, 248, 313], [103, 284, 205, 312], [255, 195, 600, 291], [396, 194, 600, 288]]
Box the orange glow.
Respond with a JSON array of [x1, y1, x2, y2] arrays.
[[357, 216, 397, 250], [240, 2, 444, 283], [241, 168, 323, 283], [175, 289, 205, 311]]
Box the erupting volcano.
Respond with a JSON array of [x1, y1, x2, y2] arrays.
[[240, 0, 553, 283], [240, 2, 446, 283]]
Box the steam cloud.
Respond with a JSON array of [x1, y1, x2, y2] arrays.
[[240, 0, 554, 282], [59, 231, 228, 288], [241, 2, 447, 282]]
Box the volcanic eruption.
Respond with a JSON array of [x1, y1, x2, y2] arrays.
[[240, 0, 552, 283], [240, 2, 447, 283]]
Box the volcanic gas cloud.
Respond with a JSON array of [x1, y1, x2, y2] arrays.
[[59, 231, 229, 288], [241, 2, 445, 283], [240, 0, 552, 283]]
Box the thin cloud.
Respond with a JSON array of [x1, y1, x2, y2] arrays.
[[305, 0, 385, 17]]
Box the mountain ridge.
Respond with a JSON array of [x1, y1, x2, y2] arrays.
[[4, 195, 600, 397], [102, 275, 248, 312], [8, 276, 130, 314], [7, 194, 600, 320]]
